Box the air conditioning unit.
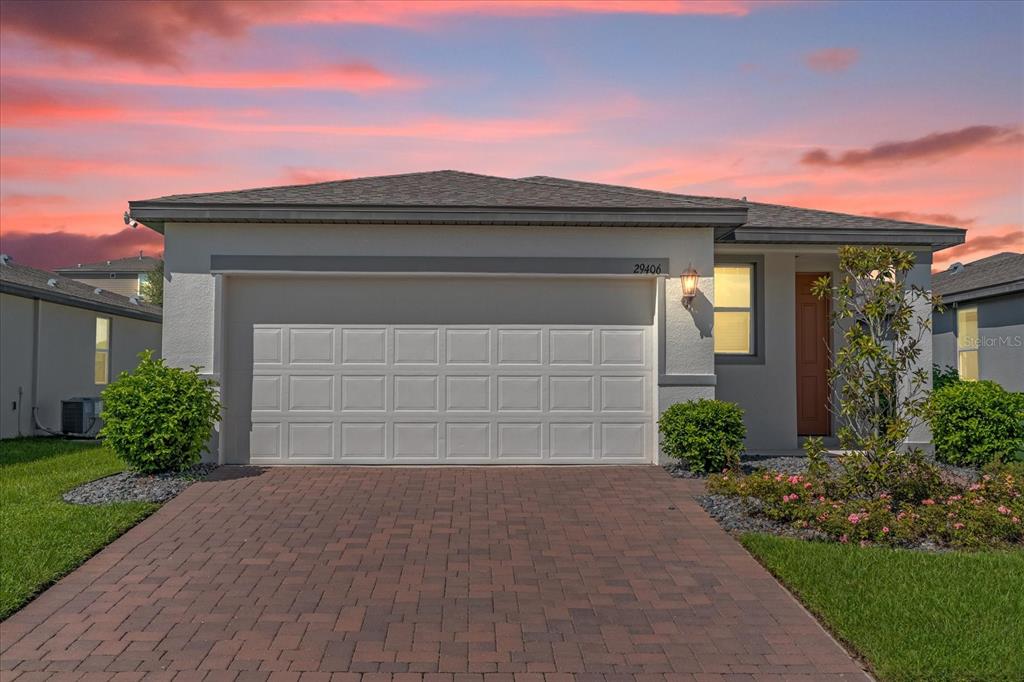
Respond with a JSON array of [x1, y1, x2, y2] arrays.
[[61, 397, 102, 435]]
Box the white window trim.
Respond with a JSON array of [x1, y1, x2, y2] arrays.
[[714, 257, 764, 364], [956, 305, 979, 381], [95, 316, 111, 385]]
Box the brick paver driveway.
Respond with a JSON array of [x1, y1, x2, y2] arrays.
[[2, 466, 869, 681]]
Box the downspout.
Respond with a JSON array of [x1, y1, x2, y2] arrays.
[[30, 298, 39, 436]]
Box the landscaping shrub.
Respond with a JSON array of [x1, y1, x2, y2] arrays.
[[707, 467, 1023, 549], [932, 363, 961, 392], [100, 351, 221, 474], [658, 399, 745, 474], [929, 380, 1024, 467]]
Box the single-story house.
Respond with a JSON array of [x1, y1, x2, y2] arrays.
[[55, 253, 161, 298], [932, 252, 1024, 391], [128, 170, 965, 465], [0, 256, 162, 439]]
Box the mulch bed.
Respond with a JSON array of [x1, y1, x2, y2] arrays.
[[63, 463, 219, 505]]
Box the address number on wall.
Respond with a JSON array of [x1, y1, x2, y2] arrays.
[[633, 263, 663, 274]]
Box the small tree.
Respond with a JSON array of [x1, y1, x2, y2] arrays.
[[140, 259, 164, 305], [100, 351, 220, 473], [810, 246, 938, 497]]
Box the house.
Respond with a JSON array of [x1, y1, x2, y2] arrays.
[[55, 254, 161, 298], [0, 256, 162, 439], [127, 170, 965, 464], [932, 252, 1024, 391]]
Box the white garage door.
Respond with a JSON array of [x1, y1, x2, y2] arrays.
[[249, 323, 654, 464]]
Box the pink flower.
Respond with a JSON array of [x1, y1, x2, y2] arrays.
[[897, 512, 906, 520], [953, 522, 965, 529], [998, 506, 1011, 515], [1013, 517, 1020, 525], [879, 493, 890, 500], [839, 534, 849, 543], [775, 474, 784, 482], [969, 483, 982, 491], [804, 482, 813, 489], [788, 475, 801, 485], [882, 527, 890, 534], [922, 499, 935, 506], [947, 495, 962, 502], [818, 496, 826, 502], [847, 513, 861, 525]]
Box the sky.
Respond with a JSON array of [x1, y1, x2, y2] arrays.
[[1, 0, 1021, 271]]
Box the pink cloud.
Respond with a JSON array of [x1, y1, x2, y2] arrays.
[[277, 168, 350, 185], [801, 125, 1023, 167], [0, 228, 164, 271], [5, 62, 423, 92], [868, 211, 975, 227], [932, 226, 1024, 269], [0, 155, 203, 180], [1, 1, 770, 65], [805, 48, 859, 73]]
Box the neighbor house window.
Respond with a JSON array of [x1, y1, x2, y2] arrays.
[[714, 264, 754, 355], [95, 317, 110, 385], [956, 307, 979, 381]]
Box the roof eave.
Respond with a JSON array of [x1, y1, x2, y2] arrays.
[[127, 202, 749, 232], [0, 281, 162, 322], [723, 226, 967, 250], [935, 279, 1024, 304]]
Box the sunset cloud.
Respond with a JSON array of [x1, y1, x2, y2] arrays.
[[5, 62, 423, 92], [0, 229, 164, 272], [1, 155, 202, 180], [868, 211, 976, 227], [805, 47, 859, 73], [0, 0, 245, 66], [1, 0, 767, 66], [932, 226, 1024, 269], [801, 125, 1023, 167]]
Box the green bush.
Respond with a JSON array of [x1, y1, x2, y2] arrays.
[[99, 351, 221, 474], [932, 363, 961, 391], [658, 399, 745, 473], [928, 381, 1024, 467]]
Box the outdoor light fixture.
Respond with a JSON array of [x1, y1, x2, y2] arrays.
[[680, 266, 699, 307]]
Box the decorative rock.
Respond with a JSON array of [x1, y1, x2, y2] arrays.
[[63, 463, 218, 505]]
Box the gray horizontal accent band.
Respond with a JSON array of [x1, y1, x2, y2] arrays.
[[658, 374, 717, 387], [0, 282, 161, 323], [129, 204, 748, 232], [211, 255, 671, 275], [728, 227, 965, 249]]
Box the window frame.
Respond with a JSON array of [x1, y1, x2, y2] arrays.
[[713, 255, 765, 365], [956, 305, 980, 381], [95, 316, 111, 385]]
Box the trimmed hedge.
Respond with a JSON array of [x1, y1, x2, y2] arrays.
[[928, 380, 1024, 467], [658, 399, 745, 473], [100, 351, 221, 473]]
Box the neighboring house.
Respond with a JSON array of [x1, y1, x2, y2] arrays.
[[0, 256, 162, 439], [127, 170, 964, 464], [932, 252, 1024, 392], [55, 253, 160, 298]]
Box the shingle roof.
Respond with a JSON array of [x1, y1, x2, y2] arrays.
[[55, 255, 160, 275], [0, 257, 161, 322], [932, 252, 1024, 300], [520, 175, 964, 233], [129, 169, 965, 247], [142, 170, 722, 209]]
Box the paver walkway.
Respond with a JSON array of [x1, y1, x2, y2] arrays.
[[1, 466, 870, 680]]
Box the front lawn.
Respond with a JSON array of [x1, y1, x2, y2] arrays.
[[742, 534, 1024, 682], [0, 438, 156, 619]]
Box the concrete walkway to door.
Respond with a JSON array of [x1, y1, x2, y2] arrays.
[[1, 466, 870, 681]]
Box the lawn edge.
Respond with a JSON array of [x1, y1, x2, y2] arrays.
[[738, 532, 880, 682]]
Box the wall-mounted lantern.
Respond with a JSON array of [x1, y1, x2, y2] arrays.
[[680, 266, 699, 308]]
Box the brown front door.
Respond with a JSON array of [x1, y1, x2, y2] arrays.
[[796, 273, 830, 435]]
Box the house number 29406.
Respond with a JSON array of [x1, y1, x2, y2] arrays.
[[633, 263, 662, 274]]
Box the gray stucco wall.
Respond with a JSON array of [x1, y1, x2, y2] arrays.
[[0, 294, 162, 438], [1, 293, 36, 438], [163, 222, 716, 463], [934, 292, 1024, 392]]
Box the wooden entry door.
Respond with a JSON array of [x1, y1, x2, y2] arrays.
[[796, 273, 831, 435]]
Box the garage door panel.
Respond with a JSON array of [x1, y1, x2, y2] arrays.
[[250, 323, 652, 464]]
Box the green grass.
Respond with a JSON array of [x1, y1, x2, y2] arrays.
[[742, 534, 1024, 682], [0, 438, 156, 619]]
